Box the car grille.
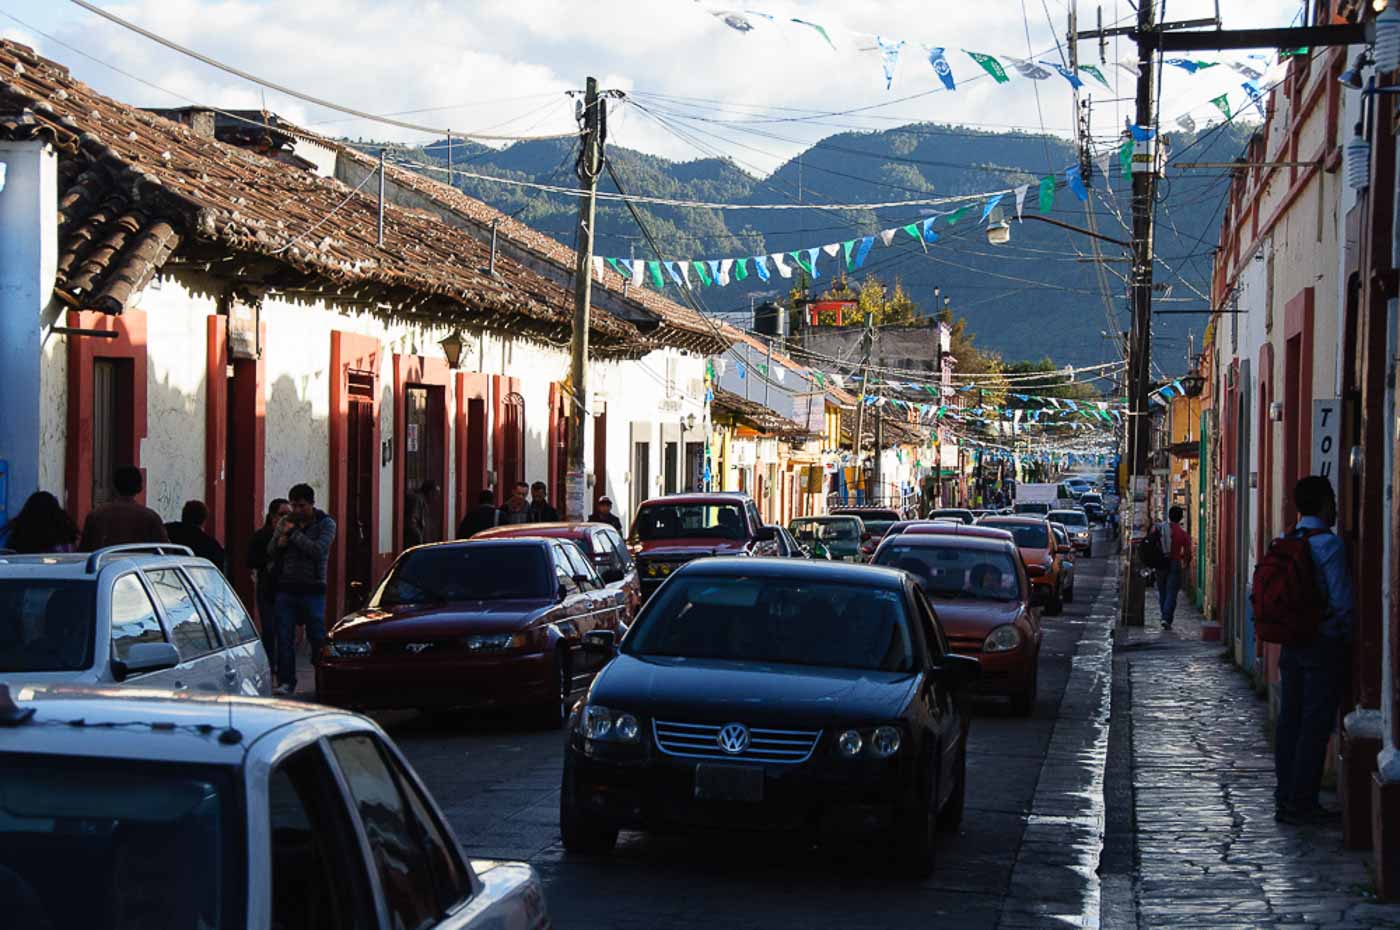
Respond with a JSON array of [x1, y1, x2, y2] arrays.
[[652, 720, 822, 764]]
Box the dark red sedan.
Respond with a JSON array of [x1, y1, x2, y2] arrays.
[[317, 537, 627, 726], [474, 521, 641, 622], [872, 532, 1042, 715]]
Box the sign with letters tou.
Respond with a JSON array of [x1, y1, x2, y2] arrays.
[[1311, 399, 1340, 481]]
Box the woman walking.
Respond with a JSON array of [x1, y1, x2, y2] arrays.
[[1, 491, 79, 554]]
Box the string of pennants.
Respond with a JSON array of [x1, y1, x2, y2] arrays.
[[595, 171, 1091, 292], [697, 5, 1295, 96]]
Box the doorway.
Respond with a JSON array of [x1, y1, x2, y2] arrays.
[[91, 358, 134, 507], [403, 384, 446, 544], [663, 441, 679, 495], [684, 442, 704, 492], [632, 441, 651, 512], [345, 373, 376, 610]]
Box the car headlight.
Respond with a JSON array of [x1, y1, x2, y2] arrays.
[[837, 729, 863, 758], [466, 632, 526, 652], [329, 640, 371, 657], [984, 624, 1022, 653], [870, 726, 902, 758], [581, 705, 640, 742]]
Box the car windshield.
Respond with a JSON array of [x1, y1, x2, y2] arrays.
[[876, 544, 1022, 602], [930, 510, 970, 521], [982, 523, 1050, 549], [1080, 494, 1102, 504], [833, 511, 899, 535], [626, 576, 915, 672], [1049, 511, 1089, 527], [374, 544, 549, 605], [1013, 503, 1050, 515], [0, 755, 236, 929], [0, 580, 94, 673], [633, 504, 746, 541], [789, 519, 859, 543]]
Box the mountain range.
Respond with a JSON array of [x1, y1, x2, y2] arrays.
[[391, 120, 1254, 374]]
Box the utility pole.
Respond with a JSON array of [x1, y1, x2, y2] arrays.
[[873, 386, 884, 505], [852, 311, 875, 503], [568, 76, 604, 522]]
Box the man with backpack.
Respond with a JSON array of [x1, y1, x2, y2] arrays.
[[1256, 476, 1355, 824], [1141, 506, 1191, 629]]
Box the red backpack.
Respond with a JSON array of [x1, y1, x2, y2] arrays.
[[1251, 527, 1328, 646]]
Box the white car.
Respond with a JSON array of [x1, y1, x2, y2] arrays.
[[0, 684, 552, 929], [0, 544, 269, 695]]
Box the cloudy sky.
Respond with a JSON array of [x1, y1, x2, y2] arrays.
[[3, 0, 1302, 176]]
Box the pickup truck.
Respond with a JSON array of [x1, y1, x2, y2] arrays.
[[628, 493, 778, 599]]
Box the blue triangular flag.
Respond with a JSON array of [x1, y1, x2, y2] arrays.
[[664, 261, 683, 288], [853, 235, 875, 268], [1066, 165, 1088, 202], [921, 217, 940, 243], [1129, 124, 1156, 141], [927, 46, 956, 91], [753, 255, 770, 282], [980, 193, 1004, 223], [805, 246, 821, 279], [1046, 61, 1083, 89]]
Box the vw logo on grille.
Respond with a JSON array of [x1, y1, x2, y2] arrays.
[[716, 723, 750, 755]]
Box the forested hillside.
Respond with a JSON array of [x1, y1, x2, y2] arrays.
[[393, 121, 1254, 373]]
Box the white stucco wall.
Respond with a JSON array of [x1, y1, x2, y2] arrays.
[[140, 279, 212, 521], [38, 328, 65, 497]]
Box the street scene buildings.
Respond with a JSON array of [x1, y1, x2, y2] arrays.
[[3, 1, 1400, 928]]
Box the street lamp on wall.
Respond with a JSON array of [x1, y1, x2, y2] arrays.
[[1178, 372, 1205, 398], [439, 330, 466, 369]]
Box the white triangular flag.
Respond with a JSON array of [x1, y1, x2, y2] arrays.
[[1014, 184, 1028, 219], [1116, 61, 1139, 77], [1096, 151, 1111, 184], [822, 242, 841, 258], [775, 365, 787, 383], [770, 253, 793, 278], [879, 228, 897, 246], [679, 262, 691, 287], [718, 258, 734, 286], [630, 259, 645, 287], [591, 256, 605, 280]]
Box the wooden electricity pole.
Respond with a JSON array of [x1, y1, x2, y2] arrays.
[[568, 77, 604, 521]]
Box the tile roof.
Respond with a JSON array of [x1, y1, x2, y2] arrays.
[[839, 405, 929, 450], [711, 386, 816, 441], [0, 41, 644, 355]]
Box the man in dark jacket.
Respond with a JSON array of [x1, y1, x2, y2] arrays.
[[164, 500, 226, 572], [79, 465, 168, 550], [529, 481, 559, 522], [498, 482, 531, 525], [457, 490, 500, 538], [403, 479, 438, 548], [588, 496, 623, 532], [270, 483, 336, 696]]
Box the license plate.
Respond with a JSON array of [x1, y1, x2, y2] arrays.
[[693, 763, 764, 802]]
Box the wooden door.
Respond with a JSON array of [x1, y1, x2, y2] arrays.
[[345, 374, 375, 610]]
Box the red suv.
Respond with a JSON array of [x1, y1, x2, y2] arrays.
[[628, 493, 777, 599]]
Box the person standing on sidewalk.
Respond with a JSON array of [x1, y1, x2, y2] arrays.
[[1155, 506, 1191, 629], [247, 498, 290, 685], [78, 465, 168, 550], [1275, 475, 1355, 823], [269, 484, 336, 696]]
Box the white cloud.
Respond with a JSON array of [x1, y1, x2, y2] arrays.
[[17, 0, 1302, 176]]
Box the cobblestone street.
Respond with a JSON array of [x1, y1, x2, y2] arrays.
[[1104, 572, 1400, 929]]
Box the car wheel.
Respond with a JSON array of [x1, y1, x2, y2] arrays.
[[1010, 664, 1038, 717], [536, 648, 571, 730], [896, 764, 938, 878], [560, 757, 619, 854], [936, 742, 966, 832], [1045, 584, 1064, 616]]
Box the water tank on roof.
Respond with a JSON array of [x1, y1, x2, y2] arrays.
[[753, 301, 786, 338]]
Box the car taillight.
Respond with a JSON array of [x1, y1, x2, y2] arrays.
[[1026, 565, 1046, 577]]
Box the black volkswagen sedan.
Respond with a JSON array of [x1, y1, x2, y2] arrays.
[[559, 558, 980, 876]]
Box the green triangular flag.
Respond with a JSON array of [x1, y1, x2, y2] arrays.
[[791, 18, 836, 51], [758, 364, 769, 376], [842, 239, 855, 269], [1279, 47, 1309, 60], [1193, 60, 1219, 70], [1119, 139, 1133, 179], [605, 257, 624, 276], [734, 258, 749, 281], [936, 406, 947, 419], [648, 261, 664, 289], [1210, 93, 1232, 119], [692, 260, 712, 286], [945, 206, 971, 225], [965, 51, 1009, 84], [1037, 175, 1055, 212], [815, 372, 826, 387], [903, 223, 921, 240], [791, 251, 814, 276], [1079, 64, 1111, 89]]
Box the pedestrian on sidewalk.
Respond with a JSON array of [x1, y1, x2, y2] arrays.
[[457, 489, 500, 538], [165, 500, 226, 572], [403, 479, 438, 548], [1, 491, 79, 554], [78, 465, 168, 550], [498, 482, 531, 525], [588, 496, 622, 532], [1274, 475, 1355, 824], [529, 481, 559, 522], [269, 484, 336, 696], [248, 497, 290, 683], [1154, 506, 1191, 629]]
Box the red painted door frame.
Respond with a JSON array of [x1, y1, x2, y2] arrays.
[[393, 354, 454, 549], [1257, 343, 1274, 563], [592, 403, 608, 513], [209, 317, 266, 611], [328, 332, 383, 624], [1282, 288, 1315, 527], [65, 309, 149, 521], [492, 375, 523, 502], [454, 372, 490, 523], [547, 382, 568, 517]]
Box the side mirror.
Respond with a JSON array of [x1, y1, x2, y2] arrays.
[[111, 641, 180, 681], [572, 573, 592, 588], [932, 653, 981, 688], [600, 567, 625, 584], [582, 629, 617, 654], [754, 525, 777, 542]]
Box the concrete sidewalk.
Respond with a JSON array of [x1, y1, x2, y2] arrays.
[[1107, 570, 1400, 928]]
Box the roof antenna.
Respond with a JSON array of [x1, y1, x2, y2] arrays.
[[218, 655, 242, 745]]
